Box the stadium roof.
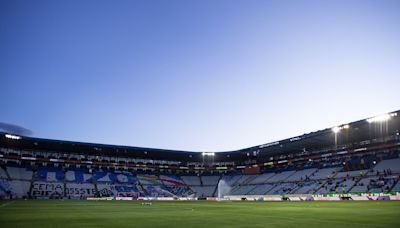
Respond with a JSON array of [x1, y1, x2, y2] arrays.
[[1, 110, 399, 162]]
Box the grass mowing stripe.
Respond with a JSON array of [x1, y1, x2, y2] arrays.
[[0, 200, 399, 228]]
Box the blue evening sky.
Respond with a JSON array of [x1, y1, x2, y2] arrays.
[[1, 0, 399, 151]]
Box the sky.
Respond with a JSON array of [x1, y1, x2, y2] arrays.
[[0, 0, 399, 152]]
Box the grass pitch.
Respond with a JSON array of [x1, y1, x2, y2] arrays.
[[1, 200, 399, 228]]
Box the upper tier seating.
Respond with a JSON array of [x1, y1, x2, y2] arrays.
[[234, 175, 257, 185], [291, 181, 321, 194], [267, 171, 296, 182], [0, 167, 8, 178], [285, 168, 317, 182], [267, 182, 297, 194], [373, 158, 400, 173], [7, 166, 33, 180], [159, 174, 186, 186], [221, 175, 243, 186], [334, 170, 369, 178], [36, 167, 64, 182], [309, 167, 339, 180], [65, 169, 93, 182], [248, 173, 275, 184], [201, 175, 220, 185], [246, 184, 275, 195], [181, 175, 201, 186], [229, 185, 256, 195], [137, 174, 163, 185], [95, 171, 135, 183]]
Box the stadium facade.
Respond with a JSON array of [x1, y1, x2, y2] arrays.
[[0, 111, 399, 200]]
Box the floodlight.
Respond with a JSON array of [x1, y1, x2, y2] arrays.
[[343, 124, 350, 129], [332, 126, 341, 133], [367, 112, 397, 123], [5, 134, 21, 140], [202, 152, 215, 156]]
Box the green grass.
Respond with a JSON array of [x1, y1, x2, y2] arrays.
[[1, 200, 399, 228]]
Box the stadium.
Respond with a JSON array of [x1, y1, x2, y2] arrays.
[[1, 111, 400, 227], [2, 0, 400, 227]]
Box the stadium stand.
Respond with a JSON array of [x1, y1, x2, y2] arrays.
[[0, 179, 30, 199], [190, 186, 216, 197], [31, 181, 64, 199], [0, 111, 399, 199], [285, 168, 317, 182], [267, 182, 297, 194], [373, 158, 400, 173], [181, 175, 201, 186], [392, 181, 400, 192], [201, 175, 220, 185], [65, 168, 93, 182], [334, 170, 369, 178], [267, 170, 296, 182], [246, 184, 275, 195], [0, 166, 8, 178], [65, 183, 97, 199], [248, 173, 275, 184], [309, 167, 338, 180], [0, 153, 399, 199], [36, 166, 64, 182], [6, 166, 33, 180]]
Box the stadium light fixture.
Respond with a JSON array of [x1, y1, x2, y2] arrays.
[[332, 126, 341, 133], [5, 134, 21, 140], [367, 112, 397, 123], [202, 152, 215, 156]]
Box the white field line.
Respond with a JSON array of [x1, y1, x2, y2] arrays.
[[0, 201, 15, 208]]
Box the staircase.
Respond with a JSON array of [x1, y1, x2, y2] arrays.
[[28, 168, 36, 199]]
